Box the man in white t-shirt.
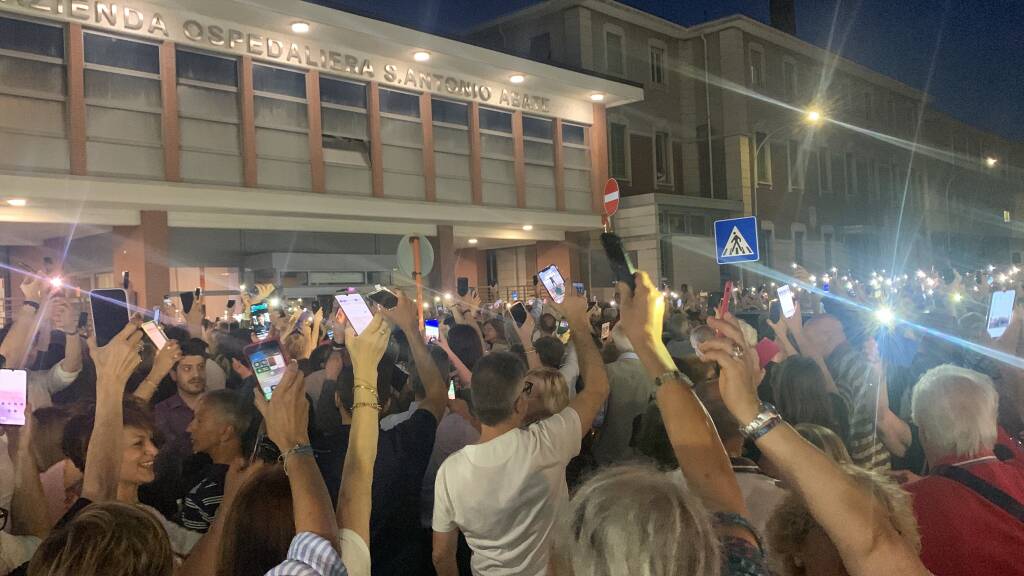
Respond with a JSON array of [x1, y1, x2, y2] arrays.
[[432, 295, 609, 576]]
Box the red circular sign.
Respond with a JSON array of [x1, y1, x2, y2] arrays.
[[603, 178, 620, 216]]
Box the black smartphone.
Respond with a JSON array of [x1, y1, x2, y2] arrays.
[[77, 311, 89, 329], [510, 301, 528, 327], [600, 232, 636, 292], [227, 299, 236, 310], [769, 300, 782, 323], [457, 277, 470, 297], [180, 291, 195, 314], [121, 270, 130, 290], [367, 286, 399, 310], [90, 288, 130, 347]]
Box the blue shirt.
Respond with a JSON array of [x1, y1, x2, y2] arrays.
[[265, 532, 348, 576]]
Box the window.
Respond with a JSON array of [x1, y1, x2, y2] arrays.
[[321, 76, 370, 196], [819, 147, 832, 192], [845, 153, 856, 196], [562, 122, 591, 212], [749, 45, 766, 88], [432, 98, 470, 203], [605, 28, 625, 76], [755, 132, 771, 183], [84, 32, 163, 179], [823, 232, 834, 269], [529, 33, 551, 61], [523, 115, 555, 209], [609, 122, 628, 180], [480, 107, 515, 206], [655, 131, 671, 186], [783, 59, 797, 101], [379, 88, 423, 199], [863, 92, 873, 121], [857, 159, 870, 197], [831, 151, 845, 195], [650, 43, 666, 85], [177, 49, 241, 185], [253, 63, 310, 190], [794, 230, 805, 264], [788, 140, 803, 190], [0, 16, 68, 173], [761, 227, 774, 267]]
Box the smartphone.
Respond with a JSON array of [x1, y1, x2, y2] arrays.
[[572, 282, 585, 296], [141, 320, 168, 350], [367, 286, 399, 310], [245, 340, 288, 400], [152, 306, 161, 324], [447, 379, 456, 400], [511, 290, 519, 301], [457, 277, 470, 298], [121, 270, 130, 290], [180, 291, 195, 315], [335, 293, 374, 335], [90, 288, 130, 347], [538, 265, 567, 304], [0, 369, 28, 426], [425, 318, 440, 342], [600, 232, 637, 292], [718, 281, 733, 319], [509, 302, 528, 327], [250, 302, 271, 341], [601, 322, 611, 340], [777, 285, 796, 319], [987, 289, 1016, 339], [227, 299, 236, 310], [556, 319, 570, 335]]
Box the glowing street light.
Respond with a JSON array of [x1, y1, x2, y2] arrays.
[[804, 108, 824, 125], [875, 306, 895, 327], [985, 156, 998, 168]]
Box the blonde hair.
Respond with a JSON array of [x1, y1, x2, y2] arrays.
[[283, 331, 309, 361], [525, 367, 570, 423], [29, 501, 173, 576], [766, 465, 920, 576], [552, 464, 720, 576], [795, 423, 852, 464]]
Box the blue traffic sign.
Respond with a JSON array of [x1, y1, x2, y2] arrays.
[[714, 216, 760, 265]]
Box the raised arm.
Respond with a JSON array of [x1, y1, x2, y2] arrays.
[[618, 272, 751, 533], [0, 277, 50, 369], [133, 339, 181, 403], [337, 314, 389, 545], [512, 312, 541, 369], [82, 321, 144, 502], [11, 406, 49, 539], [703, 314, 929, 576], [436, 329, 472, 387], [559, 294, 609, 435], [384, 292, 447, 421], [254, 362, 337, 543]]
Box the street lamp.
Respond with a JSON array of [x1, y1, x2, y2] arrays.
[[985, 156, 998, 168], [751, 108, 825, 218], [943, 155, 1000, 253]]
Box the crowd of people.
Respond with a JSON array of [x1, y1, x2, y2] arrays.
[[1, 255, 1023, 576]]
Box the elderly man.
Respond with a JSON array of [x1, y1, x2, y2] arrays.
[[591, 324, 656, 465], [905, 365, 1024, 576]]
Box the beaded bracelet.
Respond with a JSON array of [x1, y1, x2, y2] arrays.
[[279, 443, 315, 476]]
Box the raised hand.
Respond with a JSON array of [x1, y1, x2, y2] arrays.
[[150, 339, 182, 378], [616, 270, 664, 348], [252, 361, 309, 450], [324, 349, 344, 382], [381, 290, 419, 335], [701, 314, 762, 423], [51, 297, 79, 335], [345, 314, 391, 382], [88, 320, 144, 394]]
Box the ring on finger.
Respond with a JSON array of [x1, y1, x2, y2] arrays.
[[730, 345, 745, 360]]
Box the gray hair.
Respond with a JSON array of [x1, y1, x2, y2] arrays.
[[911, 364, 998, 459], [611, 324, 634, 354], [551, 464, 720, 576]]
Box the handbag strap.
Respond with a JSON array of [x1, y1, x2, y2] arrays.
[[936, 465, 1024, 524]]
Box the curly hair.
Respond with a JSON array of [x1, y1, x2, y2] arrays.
[[766, 464, 921, 576]]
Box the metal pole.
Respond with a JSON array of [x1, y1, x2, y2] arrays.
[[411, 236, 425, 329]]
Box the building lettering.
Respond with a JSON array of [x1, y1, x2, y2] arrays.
[[0, 0, 556, 113]]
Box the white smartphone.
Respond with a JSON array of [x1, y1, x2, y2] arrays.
[[335, 293, 374, 335], [0, 369, 28, 426], [537, 265, 567, 304], [141, 320, 168, 350], [987, 289, 1016, 339], [425, 319, 440, 342], [777, 285, 796, 319]]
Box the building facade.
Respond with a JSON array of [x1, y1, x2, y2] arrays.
[[469, 0, 1024, 290], [0, 0, 642, 314]]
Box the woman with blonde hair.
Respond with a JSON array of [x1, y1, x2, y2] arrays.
[[28, 501, 173, 576], [766, 465, 920, 576], [794, 423, 851, 464], [523, 367, 570, 425]]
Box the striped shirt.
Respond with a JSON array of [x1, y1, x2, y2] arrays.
[[825, 343, 891, 471], [266, 532, 348, 576], [178, 464, 228, 533]]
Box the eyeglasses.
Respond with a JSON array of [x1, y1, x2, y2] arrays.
[[521, 380, 535, 397], [0, 507, 8, 531]]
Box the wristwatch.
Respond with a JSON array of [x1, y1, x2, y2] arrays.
[[739, 403, 783, 440]]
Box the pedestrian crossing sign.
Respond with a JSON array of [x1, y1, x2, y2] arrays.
[[714, 216, 760, 265]]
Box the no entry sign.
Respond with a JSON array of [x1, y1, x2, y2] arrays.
[[604, 178, 620, 217]]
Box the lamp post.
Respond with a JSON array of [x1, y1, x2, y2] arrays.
[[943, 155, 999, 255], [750, 108, 824, 219]]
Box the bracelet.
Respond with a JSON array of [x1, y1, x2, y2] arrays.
[[353, 384, 378, 396], [739, 403, 783, 440], [524, 348, 536, 354], [655, 370, 694, 388], [278, 443, 315, 475], [22, 301, 39, 311], [352, 402, 381, 411]]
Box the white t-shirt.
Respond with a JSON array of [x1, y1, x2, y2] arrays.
[[433, 407, 582, 576]]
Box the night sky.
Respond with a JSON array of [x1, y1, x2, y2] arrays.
[[308, 0, 1024, 142]]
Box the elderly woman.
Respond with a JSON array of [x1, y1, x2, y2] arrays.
[[522, 367, 570, 425]]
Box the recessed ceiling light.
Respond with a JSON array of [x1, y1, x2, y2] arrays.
[[468, 238, 478, 245], [413, 51, 431, 62], [509, 74, 525, 84], [590, 93, 605, 102], [291, 21, 310, 34], [522, 224, 533, 231], [6, 198, 27, 207]]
